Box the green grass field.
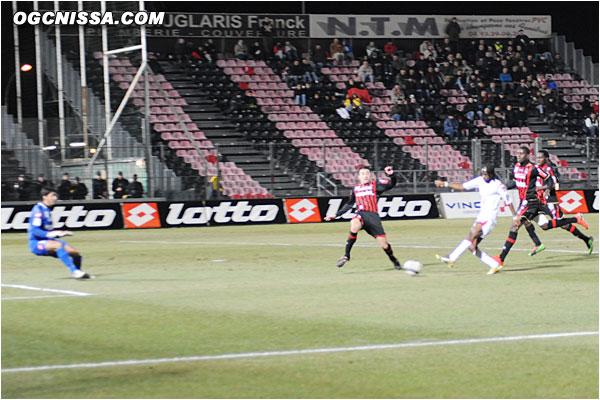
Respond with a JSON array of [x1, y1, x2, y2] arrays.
[[2, 216, 598, 399]]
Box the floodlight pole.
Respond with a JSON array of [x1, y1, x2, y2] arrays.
[[12, 1, 23, 129], [78, 1, 89, 161], [33, 1, 44, 148], [101, 0, 112, 161], [140, 0, 153, 196], [54, 0, 66, 160]]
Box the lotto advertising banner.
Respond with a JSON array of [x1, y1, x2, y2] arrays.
[[158, 199, 287, 227], [439, 190, 520, 219], [1, 203, 124, 232], [309, 14, 551, 39], [146, 13, 309, 38], [556, 189, 599, 214], [284, 195, 439, 223]]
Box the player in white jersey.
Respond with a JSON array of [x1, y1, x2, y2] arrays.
[[434, 165, 516, 274]]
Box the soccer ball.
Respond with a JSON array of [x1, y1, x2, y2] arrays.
[[403, 259, 423, 275]]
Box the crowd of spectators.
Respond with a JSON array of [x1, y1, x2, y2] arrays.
[[5, 171, 144, 201], [170, 17, 597, 145]]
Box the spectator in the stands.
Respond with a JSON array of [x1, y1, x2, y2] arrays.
[[422, 44, 437, 60], [395, 68, 408, 87], [515, 29, 529, 49], [92, 171, 108, 199], [57, 173, 72, 200], [444, 114, 459, 139], [390, 99, 409, 121], [175, 38, 188, 61], [419, 40, 432, 56], [310, 44, 329, 68], [345, 78, 359, 90], [390, 54, 406, 76], [191, 46, 210, 63], [365, 41, 379, 58], [544, 96, 559, 124], [251, 40, 266, 60], [357, 61, 374, 83], [70, 177, 88, 200], [384, 41, 398, 56], [482, 107, 497, 127], [553, 54, 569, 73], [515, 105, 528, 127], [301, 59, 320, 83], [14, 174, 30, 201], [369, 51, 385, 78], [307, 92, 323, 110], [463, 97, 482, 121], [342, 40, 354, 61], [493, 105, 507, 127], [273, 42, 285, 59], [499, 67, 514, 92], [284, 41, 299, 60], [259, 17, 274, 58], [390, 84, 405, 103], [451, 69, 466, 91], [234, 39, 249, 60], [294, 83, 307, 106], [408, 96, 423, 120], [287, 59, 306, 85], [531, 95, 545, 117], [584, 113, 598, 136], [329, 39, 344, 63], [495, 92, 509, 108], [204, 38, 217, 59], [34, 174, 54, 196], [445, 17, 461, 52], [112, 171, 129, 199], [533, 41, 553, 62], [344, 92, 366, 117], [127, 174, 144, 198], [592, 100, 599, 114], [148, 52, 164, 73]]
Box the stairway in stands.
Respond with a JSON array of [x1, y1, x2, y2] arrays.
[[160, 59, 312, 197]]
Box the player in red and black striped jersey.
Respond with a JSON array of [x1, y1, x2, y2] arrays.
[[495, 147, 588, 266], [324, 165, 401, 269], [533, 150, 594, 255]]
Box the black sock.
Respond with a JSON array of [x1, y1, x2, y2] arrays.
[[345, 232, 357, 258], [565, 224, 589, 241], [548, 217, 577, 229], [500, 231, 518, 261], [525, 224, 541, 246], [383, 243, 396, 261]]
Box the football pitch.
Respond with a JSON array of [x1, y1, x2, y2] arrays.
[[2, 216, 598, 399]]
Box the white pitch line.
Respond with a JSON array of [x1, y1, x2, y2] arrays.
[[2, 330, 597, 374], [2, 295, 87, 301], [1, 284, 92, 297], [119, 240, 596, 255]]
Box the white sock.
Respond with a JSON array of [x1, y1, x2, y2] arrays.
[[449, 239, 472, 262], [473, 248, 499, 269]]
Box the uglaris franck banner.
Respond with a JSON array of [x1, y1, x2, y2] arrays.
[[309, 15, 551, 39], [147, 13, 309, 38]]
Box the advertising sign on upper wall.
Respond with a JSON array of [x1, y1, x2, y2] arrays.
[[146, 13, 309, 38], [309, 15, 551, 39]]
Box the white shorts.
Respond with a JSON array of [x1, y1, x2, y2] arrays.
[[473, 218, 497, 239]]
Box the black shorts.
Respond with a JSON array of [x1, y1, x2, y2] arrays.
[[354, 211, 386, 238], [516, 200, 553, 221]]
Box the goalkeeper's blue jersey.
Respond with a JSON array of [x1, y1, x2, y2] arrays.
[[27, 202, 53, 242]]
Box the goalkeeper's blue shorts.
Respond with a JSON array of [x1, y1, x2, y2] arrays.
[[29, 239, 66, 256]]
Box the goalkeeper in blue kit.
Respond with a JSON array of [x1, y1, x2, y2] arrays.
[[28, 187, 92, 279]]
